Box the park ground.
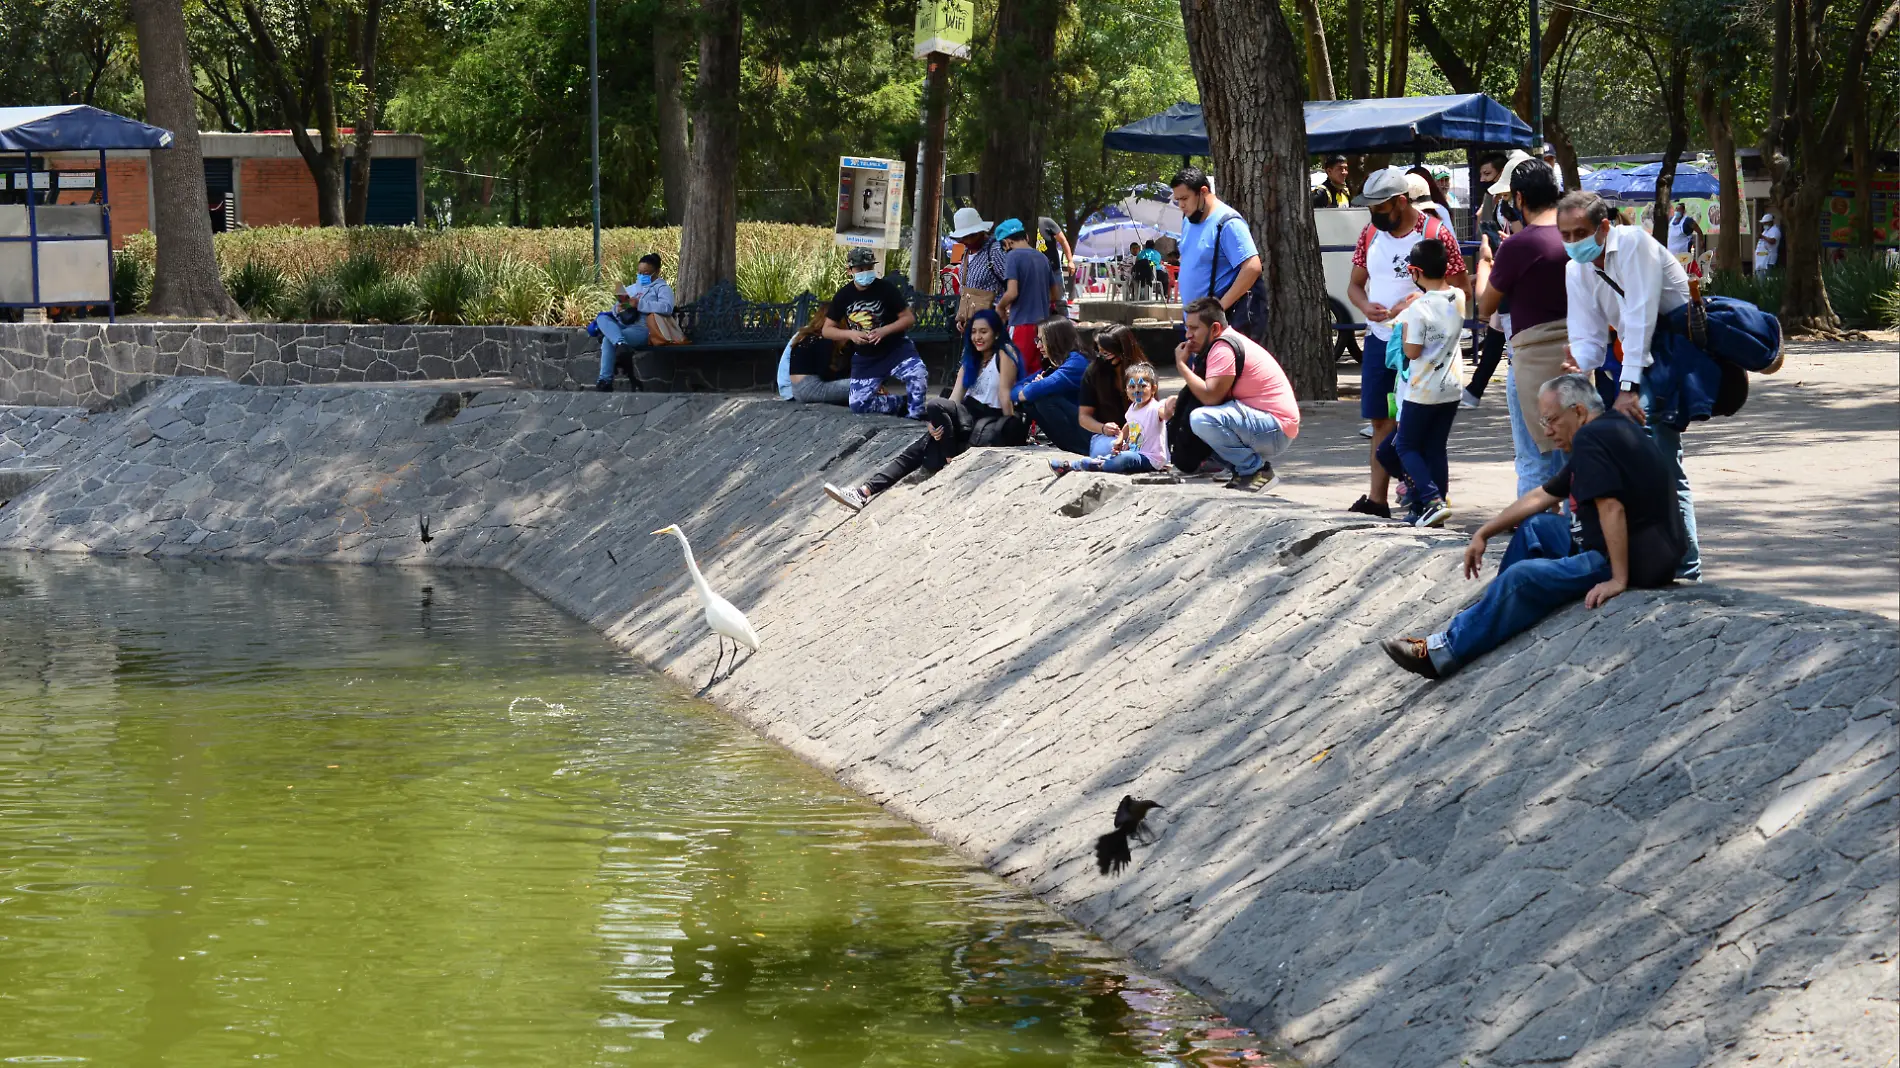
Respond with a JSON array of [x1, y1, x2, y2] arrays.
[[1246, 336, 1900, 618]]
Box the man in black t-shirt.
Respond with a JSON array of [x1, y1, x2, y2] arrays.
[[823, 247, 926, 418], [1383, 373, 1684, 680]]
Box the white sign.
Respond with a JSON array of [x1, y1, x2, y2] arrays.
[[834, 156, 907, 251]]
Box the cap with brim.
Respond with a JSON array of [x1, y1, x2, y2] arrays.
[[1760, 213, 1774, 223], [1351, 167, 1412, 207], [947, 206, 993, 239], [846, 248, 877, 268], [1487, 149, 1537, 196], [1404, 172, 1432, 201], [992, 218, 1026, 241]]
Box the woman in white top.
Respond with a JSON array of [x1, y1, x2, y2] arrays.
[[822, 309, 1027, 512]]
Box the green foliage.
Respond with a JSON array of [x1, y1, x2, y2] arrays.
[[111, 253, 151, 314], [1820, 251, 1900, 329], [342, 277, 422, 325], [735, 248, 813, 303], [468, 257, 553, 326], [292, 270, 346, 323], [1876, 281, 1900, 329], [415, 255, 484, 325], [224, 260, 290, 320], [333, 250, 391, 294]]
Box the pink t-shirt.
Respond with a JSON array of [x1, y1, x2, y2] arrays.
[[1203, 330, 1301, 439], [1122, 398, 1170, 469]]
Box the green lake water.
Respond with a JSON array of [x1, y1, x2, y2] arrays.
[[0, 555, 1286, 1067]]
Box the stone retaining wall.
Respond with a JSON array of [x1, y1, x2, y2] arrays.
[[0, 322, 827, 408], [0, 380, 1894, 1068]]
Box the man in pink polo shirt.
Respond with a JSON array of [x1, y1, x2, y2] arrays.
[[1173, 296, 1301, 492]]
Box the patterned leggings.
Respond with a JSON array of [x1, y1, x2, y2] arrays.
[[847, 354, 930, 419]]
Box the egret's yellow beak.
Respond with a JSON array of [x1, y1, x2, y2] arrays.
[[650, 527, 672, 536]]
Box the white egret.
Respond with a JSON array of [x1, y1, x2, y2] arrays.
[[651, 524, 760, 687]]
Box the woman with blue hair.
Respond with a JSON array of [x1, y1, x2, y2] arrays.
[[821, 308, 1028, 513]]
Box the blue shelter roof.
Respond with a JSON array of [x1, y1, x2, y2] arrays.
[[1582, 160, 1720, 200], [1103, 94, 1536, 157], [0, 106, 173, 152]]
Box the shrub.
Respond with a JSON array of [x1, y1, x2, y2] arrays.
[[341, 276, 420, 325], [111, 253, 152, 313], [224, 259, 289, 320], [470, 256, 553, 326], [332, 249, 390, 293], [1876, 281, 1900, 329], [1823, 251, 1900, 329], [415, 254, 483, 325], [736, 247, 813, 303], [292, 268, 346, 322]]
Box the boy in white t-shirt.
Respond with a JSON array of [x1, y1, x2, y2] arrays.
[[1373, 240, 1466, 527]]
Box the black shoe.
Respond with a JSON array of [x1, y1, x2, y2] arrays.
[[596, 378, 614, 393], [1382, 637, 1441, 680], [1348, 495, 1392, 519], [1226, 464, 1281, 493]]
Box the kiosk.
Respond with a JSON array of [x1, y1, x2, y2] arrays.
[[0, 106, 174, 322], [835, 156, 907, 274]]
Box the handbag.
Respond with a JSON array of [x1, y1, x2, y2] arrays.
[[645, 311, 687, 346], [957, 287, 996, 320]]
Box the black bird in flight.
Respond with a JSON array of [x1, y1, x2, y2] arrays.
[[1095, 795, 1163, 876], [418, 516, 434, 543], [606, 548, 618, 565]]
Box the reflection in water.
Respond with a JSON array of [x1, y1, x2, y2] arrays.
[[0, 554, 1294, 1067]]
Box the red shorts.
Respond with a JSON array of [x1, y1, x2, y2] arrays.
[[1010, 324, 1043, 375]]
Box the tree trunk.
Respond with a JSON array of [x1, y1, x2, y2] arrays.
[[1179, 0, 1334, 399], [1696, 79, 1743, 272], [1412, 1, 1481, 94], [345, 0, 383, 227], [1548, 117, 1581, 194], [1650, 48, 1690, 238], [676, 0, 740, 302], [1384, 0, 1409, 97], [653, 12, 690, 226], [128, 0, 241, 318], [240, 1, 346, 226], [1511, 7, 1572, 123], [1852, 99, 1873, 249], [1346, 0, 1368, 98], [977, 0, 1060, 223], [1295, 0, 1336, 100]]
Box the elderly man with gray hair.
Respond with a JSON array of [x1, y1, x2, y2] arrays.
[[1383, 374, 1686, 680]]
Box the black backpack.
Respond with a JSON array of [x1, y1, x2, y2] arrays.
[[1211, 212, 1270, 341], [1166, 336, 1245, 473]]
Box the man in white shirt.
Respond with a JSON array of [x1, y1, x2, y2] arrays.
[[1556, 190, 1700, 582], [1754, 212, 1781, 275]]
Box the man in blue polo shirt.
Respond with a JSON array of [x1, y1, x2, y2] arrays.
[[1170, 167, 1263, 338]]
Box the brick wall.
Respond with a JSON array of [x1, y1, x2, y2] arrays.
[[104, 160, 150, 247], [238, 158, 322, 227]]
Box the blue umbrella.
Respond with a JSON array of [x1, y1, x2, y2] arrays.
[[1584, 161, 1719, 200]]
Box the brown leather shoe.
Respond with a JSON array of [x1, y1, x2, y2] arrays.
[[1382, 636, 1440, 680]]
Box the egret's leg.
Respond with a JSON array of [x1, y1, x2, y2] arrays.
[[706, 636, 724, 690]]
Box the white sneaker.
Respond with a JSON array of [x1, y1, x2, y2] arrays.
[[1416, 499, 1453, 528], [823, 483, 867, 513], [1358, 422, 1374, 438], [1459, 389, 1481, 409]]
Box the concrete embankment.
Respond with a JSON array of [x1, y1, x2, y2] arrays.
[[1, 379, 1894, 1068]]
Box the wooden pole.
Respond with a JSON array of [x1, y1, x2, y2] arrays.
[[911, 52, 952, 293]]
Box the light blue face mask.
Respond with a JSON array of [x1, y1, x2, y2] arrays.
[[853, 270, 878, 286], [1564, 232, 1603, 264], [636, 272, 653, 285]]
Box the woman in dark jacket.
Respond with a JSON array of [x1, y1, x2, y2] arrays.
[[1011, 316, 1095, 456], [1078, 324, 1149, 458]]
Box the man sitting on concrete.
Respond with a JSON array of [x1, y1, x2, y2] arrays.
[[588, 253, 675, 392], [1175, 296, 1301, 493], [1382, 373, 1685, 680]]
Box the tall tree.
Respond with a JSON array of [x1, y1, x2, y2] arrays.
[[1634, 39, 1691, 233], [1346, 0, 1369, 98], [1758, 0, 1900, 332], [1696, 79, 1743, 271], [677, 0, 740, 301], [205, 0, 349, 225], [344, 0, 384, 227], [1385, 0, 1410, 96], [127, 0, 240, 318], [653, 5, 690, 226], [1179, 0, 1333, 398], [1295, 0, 1336, 100], [977, 0, 1061, 223]]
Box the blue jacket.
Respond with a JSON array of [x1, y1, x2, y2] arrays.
[[1644, 297, 1781, 431], [1013, 350, 1090, 406]]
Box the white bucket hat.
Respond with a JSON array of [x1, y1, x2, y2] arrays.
[[1487, 149, 1538, 196], [948, 206, 993, 239]]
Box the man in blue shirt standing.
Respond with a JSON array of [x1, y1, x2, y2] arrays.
[[1170, 167, 1264, 338]]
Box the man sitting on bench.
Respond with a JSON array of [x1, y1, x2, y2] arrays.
[[588, 253, 675, 392]]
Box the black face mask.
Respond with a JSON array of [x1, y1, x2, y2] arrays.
[[1187, 202, 1208, 224], [1370, 209, 1403, 233], [1498, 200, 1521, 224]]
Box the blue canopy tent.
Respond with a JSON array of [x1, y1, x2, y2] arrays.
[[1102, 94, 1536, 157], [1582, 160, 1719, 200], [0, 105, 174, 321]]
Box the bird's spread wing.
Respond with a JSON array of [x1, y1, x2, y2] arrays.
[[1095, 831, 1131, 876]]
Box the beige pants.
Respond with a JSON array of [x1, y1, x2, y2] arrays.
[[1509, 319, 1571, 454]]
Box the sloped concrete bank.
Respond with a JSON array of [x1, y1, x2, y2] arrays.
[[1, 379, 1894, 1068]]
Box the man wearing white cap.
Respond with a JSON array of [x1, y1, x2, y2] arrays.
[[1753, 212, 1780, 276], [588, 252, 675, 391], [950, 207, 1008, 332], [1345, 165, 1468, 518]]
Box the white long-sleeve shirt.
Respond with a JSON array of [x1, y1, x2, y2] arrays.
[[1564, 224, 1689, 387]]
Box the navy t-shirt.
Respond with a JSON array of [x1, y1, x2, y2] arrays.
[[1004, 247, 1055, 327], [827, 279, 911, 379], [1542, 410, 1685, 588]]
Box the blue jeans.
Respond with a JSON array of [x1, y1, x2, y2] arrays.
[[1021, 393, 1092, 456], [1089, 433, 1117, 458], [595, 313, 649, 381], [1059, 449, 1158, 474], [1428, 513, 1609, 676], [1374, 399, 1457, 503], [1505, 362, 1567, 496], [1640, 383, 1701, 581], [1188, 400, 1292, 477]]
